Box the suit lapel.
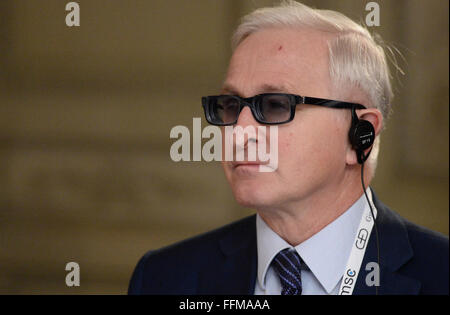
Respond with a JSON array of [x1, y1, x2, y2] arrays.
[[197, 215, 258, 294], [354, 190, 421, 295]]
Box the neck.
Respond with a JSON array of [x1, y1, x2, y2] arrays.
[[257, 169, 369, 246]]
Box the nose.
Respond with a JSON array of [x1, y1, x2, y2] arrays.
[[235, 106, 259, 128], [233, 106, 262, 153]]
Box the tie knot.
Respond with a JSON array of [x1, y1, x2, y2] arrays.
[[272, 248, 303, 295]]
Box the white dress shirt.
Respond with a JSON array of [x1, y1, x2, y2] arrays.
[[254, 191, 370, 295]]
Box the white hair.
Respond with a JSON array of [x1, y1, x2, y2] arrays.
[[231, 0, 396, 173]]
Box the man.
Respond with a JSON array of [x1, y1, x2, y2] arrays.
[[129, 1, 448, 295]]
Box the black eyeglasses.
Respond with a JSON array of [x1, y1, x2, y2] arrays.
[[202, 93, 366, 126]]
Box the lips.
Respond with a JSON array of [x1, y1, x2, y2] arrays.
[[231, 161, 272, 173]]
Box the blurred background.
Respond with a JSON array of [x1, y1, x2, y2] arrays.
[[0, 0, 448, 294]]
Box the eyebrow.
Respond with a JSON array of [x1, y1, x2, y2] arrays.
[[221, 83, 292, 96], [221, 83, 240, 95]]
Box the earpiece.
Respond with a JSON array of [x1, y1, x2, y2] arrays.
[[348, 107, 375, 164], [349, 107, 380, 295]]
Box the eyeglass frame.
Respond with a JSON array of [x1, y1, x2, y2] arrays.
[[201, 93, 367, 126]]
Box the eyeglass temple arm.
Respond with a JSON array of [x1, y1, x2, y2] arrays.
[[301, 96, 366, 110]]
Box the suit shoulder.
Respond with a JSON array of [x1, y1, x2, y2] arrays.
[[400, 217, 448, 294], [374, 194, 448, 253], [403, 218, 449, 272], [128, 215, 256, 294], [148, 214, 256, 259], [373, 194, 448, 294], [403, 218, 448, 251]]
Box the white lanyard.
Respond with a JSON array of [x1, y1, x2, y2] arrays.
[[338, 189, 377, 295]]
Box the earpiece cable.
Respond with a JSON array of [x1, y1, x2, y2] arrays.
[[361, 161, 380, 295]]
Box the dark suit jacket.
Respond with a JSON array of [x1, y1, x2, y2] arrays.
[[128, 191, 449, 295]]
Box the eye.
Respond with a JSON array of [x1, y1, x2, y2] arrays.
[[262, 95, 290, 111], [220, 96, 239, 110], [215, 96, 240, 124], [259, 95, 292, 123], [268, 100, 287, 110]]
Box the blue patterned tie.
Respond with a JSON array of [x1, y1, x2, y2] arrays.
[[272, 248, 303, 295]]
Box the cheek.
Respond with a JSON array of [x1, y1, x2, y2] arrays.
[[276, 131, 308, 168], [277, 119, 347, 170]]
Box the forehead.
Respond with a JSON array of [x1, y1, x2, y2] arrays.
[[224, 27, 333, 97]]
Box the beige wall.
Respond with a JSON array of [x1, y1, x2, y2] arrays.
[[0, 0, 448, 294]]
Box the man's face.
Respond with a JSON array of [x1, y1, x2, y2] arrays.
[[221, 27, 351, 211]]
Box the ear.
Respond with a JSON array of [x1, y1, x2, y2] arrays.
[[346, 108, 383, 165]]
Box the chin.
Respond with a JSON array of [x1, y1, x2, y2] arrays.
[[231, 182, 276, 209], [223, 163, 282, 208]]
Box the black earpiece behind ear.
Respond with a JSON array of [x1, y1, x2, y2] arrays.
[[349, 107, 375, 164]]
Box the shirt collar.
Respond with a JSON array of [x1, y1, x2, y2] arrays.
[[256, 191, 368, 294]]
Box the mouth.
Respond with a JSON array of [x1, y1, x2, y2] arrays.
[[230, 161, 274, 174], [232, 161, 263, 169]]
